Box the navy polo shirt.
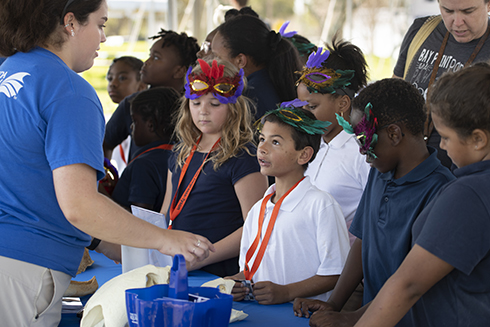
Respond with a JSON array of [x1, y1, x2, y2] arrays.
[[411, 160, 490, 326], [350, 147, 454, 325], [111, 140, 171, 212], [245, 68, 281, 120]]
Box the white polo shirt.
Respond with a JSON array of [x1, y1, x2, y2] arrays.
[[305, 131, 370, 245], [239, 177, 350, 301]]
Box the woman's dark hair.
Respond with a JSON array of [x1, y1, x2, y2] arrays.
[[323, 36, 368, 97], [130, 87, 181, 139], [149, 29, 199, 68], [217, 15, 302, 102], [428, 63, 490, 138], [263, 108, 321, 169], [0, 0, 104, 56], [111, 56, 144, 81], [353, 78, 426, 136]]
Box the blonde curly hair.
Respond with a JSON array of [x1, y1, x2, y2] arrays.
[[173, 58, 255, 170]]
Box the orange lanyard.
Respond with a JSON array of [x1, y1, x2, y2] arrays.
[[244, 177, 305, 281], [168, 135, 221, 229], [129, 144, 173, 164]]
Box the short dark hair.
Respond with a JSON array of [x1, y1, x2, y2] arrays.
[[0, 0, 104, 56], [111, 56, 144, 81], [217, 15, 301, 102], [262, 108, 321, 169], [323, 36, 369, 96], [130, 87, 180, 139], [149, 29, 199, 68], [428, 63, 490, 138], [352, 78, 426, 136], [224, 6, 259, 21]]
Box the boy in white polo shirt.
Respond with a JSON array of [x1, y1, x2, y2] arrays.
[[228, 101, 350, 305]]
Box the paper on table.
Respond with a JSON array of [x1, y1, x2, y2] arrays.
[[121, 206, 173, 273]]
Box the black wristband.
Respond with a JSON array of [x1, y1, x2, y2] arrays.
[[86, 238, 101, 251]]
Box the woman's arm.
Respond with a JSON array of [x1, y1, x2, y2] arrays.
[[253, 274, 340, 305], [53, 163, 213, 264], [354, 244, 454, 327], [188, 172, 268, 270]]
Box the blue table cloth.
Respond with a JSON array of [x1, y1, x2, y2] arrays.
[[59, 251, 310, 326]]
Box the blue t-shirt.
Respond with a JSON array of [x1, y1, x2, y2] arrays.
[[350, 147, 454, 326], [0, 48, 105, 276], [112, 140, 171, 212], [245, 68, 281, 120], [411, 160, 490, 326], [168, 143, 260, 276]]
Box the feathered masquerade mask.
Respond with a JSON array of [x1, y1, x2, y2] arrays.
[[257, 98, 331, 135], [336, 102, 379, 159], [279, 21, 317, 58], [297, 47, 355, 95], [184, 59, 244, 104]]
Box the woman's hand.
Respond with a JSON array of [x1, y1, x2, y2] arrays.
[[158, 230, 215, 266]]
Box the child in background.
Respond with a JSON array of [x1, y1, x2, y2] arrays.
[[293, 78, 454, 327], [355, 64, 490, 327], [107, 56, 147, 104], [230, 102, 350, 305], [103, 29, 199, 162], [106, 56, 147, 175], [161, 59, 268, 277], [296, 39, 370, 246], [111, 87, 180, 212]]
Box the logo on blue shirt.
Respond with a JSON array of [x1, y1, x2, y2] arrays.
[[0, 71, 30, 98]]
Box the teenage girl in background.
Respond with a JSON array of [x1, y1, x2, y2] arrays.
[[211, 14, 302, 119], [355, 64, 490, 327], [161, 58, 268, 277]]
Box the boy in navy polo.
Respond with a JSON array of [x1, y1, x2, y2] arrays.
[[293, 78, 455, 327]]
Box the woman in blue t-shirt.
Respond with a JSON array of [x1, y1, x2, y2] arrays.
[[0, 1, 213, 325]]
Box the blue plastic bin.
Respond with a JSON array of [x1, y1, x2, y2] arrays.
[[125, 254, 233, 327]]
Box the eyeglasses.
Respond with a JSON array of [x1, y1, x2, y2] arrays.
[[60, 0, 77, 25]]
